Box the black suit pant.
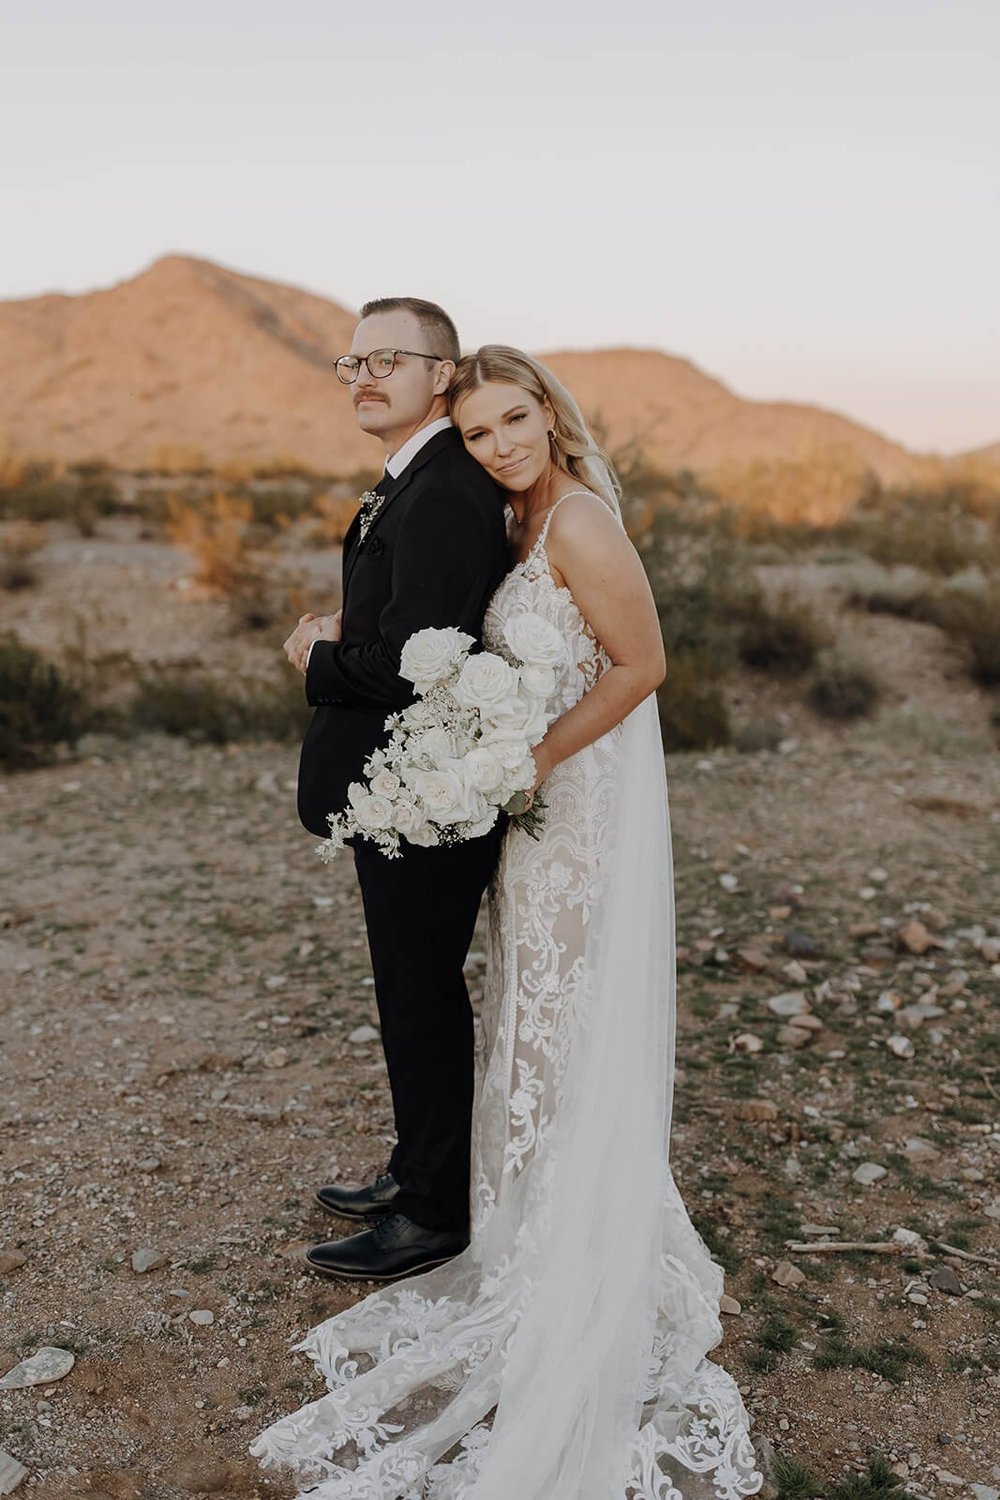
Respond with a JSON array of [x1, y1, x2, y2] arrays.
[[353, 821, 504, 1233]]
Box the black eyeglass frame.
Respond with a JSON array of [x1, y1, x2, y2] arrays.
[[333, 348, 446, 384]]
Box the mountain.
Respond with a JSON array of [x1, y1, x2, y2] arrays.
[[0, 255, 990, 491]]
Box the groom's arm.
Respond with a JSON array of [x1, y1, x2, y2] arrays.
[[305, 486, 498, 713]]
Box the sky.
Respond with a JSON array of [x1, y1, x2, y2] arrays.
[[1, 0, 998, 455]]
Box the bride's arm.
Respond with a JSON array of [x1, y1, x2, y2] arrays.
[[530, 494, 665, 790]]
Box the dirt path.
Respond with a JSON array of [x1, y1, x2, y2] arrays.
[[2, 730, 998, 1498]]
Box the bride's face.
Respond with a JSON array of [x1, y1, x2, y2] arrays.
[[455, 382, 554, 492]]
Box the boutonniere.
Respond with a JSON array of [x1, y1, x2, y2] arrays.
[[366, 535, 385, 557], [358, 490, 388, 544]]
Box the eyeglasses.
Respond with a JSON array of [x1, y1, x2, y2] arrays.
[[333, 348, 445, 384]]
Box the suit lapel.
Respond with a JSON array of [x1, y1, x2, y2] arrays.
[[342, 428, 460, 599]]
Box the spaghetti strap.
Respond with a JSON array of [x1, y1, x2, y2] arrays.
[[536, 489, 596, 546]]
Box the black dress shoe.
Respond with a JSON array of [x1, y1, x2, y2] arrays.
[[315, 1171, 400, 1222], [306, 1213, 468, 1282]]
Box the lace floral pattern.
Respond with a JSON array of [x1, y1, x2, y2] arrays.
[[252, 499, 762, 1498]]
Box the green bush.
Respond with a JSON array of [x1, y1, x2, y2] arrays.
[[738, 589, 829, 675], [933, 586, 1000, 685], [0, 632, 87, 767], [808, 652, 881, 721], [130, 666, 310, 743], [657, 652, 731, 752], [833, 482, 997, 576]]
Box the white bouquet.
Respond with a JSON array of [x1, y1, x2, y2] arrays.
[[317, 614, 564, 861]]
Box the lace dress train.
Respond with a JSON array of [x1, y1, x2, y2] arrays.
[[251, 500, 762, 1498]]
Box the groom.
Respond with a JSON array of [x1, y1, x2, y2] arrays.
[[284, 297, 508, 1281]]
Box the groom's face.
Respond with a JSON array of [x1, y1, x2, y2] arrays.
[[347, 311, 449, 445]]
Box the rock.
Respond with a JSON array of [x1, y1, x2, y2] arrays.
[[766, 990, 811, 1017], [188, 1309, 215, 1326], [0, 1452, 29, 1495], [781, 959, 809, 983], [777, 1024, 813, 1048], [868, 866, 889, 883], [783, 930, 821, 958], [0, 1346, 75, 1389], [264, 973, 287, 990], [876, 989, 903, 1012], [131, 1248, 168, 1274], [897, 920, 936, 955], [736, 1099, 779, 1122], [732, 1032, 763, 1054], [136, 1156, 161, 1173], [853, 1162, 887, 1186], [718, 873, 739, 892], [902, 1137, 940, 1163], [348, 1025, 379, 1044], [734, 948, 769, 973], [887, 1034, 915, 1059], [772, 1260, 806, 1288], [892, 1226, 926, 1249], [719, 1295, 742, 1315], [928, 1264, 963, 1296], [786, 1012, 823, 1030], [261, 1046, 289, 1069], [0, 1252, 26, 1277], [971, 1486, 1000, 1500], [935, 1472, 965, 1489]]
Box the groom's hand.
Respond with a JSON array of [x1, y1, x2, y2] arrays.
[[284, 611, 342, 675]]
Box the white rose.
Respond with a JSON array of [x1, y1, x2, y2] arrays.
[[480, 689, 549, 747], [464, 809, 499, 839], [399, 627, 474, 689], [414, 766, 491, 826], [390, 798, 423, 836], [462, 747, 506, 795], [520, 664, 556, 700], [488, 739, 536, 772], [406, 823, 440, 847], [451, 652, 520, 713], [412, 725, 455, 766], [349, 791, 395, 831], [504, 752, 537, 792], [370, 770, 401, 799], [401, 699, 434, 729], [504, 612, 565, 669]]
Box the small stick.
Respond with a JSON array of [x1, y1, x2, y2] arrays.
[[784, 1240, 904, 1255], [979, 1069, 1000, 1104], [930, 1240, 1000, 1269]]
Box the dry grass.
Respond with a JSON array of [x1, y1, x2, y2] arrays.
[[1, 519, 47, 589]]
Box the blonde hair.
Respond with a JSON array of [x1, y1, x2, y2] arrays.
[[449, 345, 622, 515]]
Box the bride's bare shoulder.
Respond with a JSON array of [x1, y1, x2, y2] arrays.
[[548, 488, 624, 549]]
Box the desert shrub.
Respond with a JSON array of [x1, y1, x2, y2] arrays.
[[311, 491, 361, 544], [657, 652, 731, 752], [933, 586, 1000, 685], [0, 632, 87, 767], [834, 481, 997, 576], [639, 496, 759, 749], [710, 446, 873, 529], [733, 718, 785, 753], [166, 492, 263, 594], [1, 520, 47, 589], [131, 665, 310, 743], [0, 460, 79, 522], [738, 589, 829, 675], [808, 651, 881, 720]]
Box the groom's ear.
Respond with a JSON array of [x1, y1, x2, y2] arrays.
[[434, 359, 456, 395]]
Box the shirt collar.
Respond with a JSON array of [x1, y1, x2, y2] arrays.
[[384, 416, 454, 480]]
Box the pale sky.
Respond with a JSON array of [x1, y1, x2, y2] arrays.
[[2, 0, 998, 454]]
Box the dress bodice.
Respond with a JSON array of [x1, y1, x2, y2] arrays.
[[483, 495, 610, 716]]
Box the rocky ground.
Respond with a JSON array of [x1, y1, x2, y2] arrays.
[[1, 523, 999, 1499]]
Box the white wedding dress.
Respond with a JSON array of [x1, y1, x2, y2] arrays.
[[252, 497, 762, 1499]]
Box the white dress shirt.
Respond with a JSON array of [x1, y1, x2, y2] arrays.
[[305, 417, 455, 669]]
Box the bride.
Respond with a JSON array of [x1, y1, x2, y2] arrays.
[[252, 347, 762, 1499]]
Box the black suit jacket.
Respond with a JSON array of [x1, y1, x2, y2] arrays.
[[298, 428, 509, 836]]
